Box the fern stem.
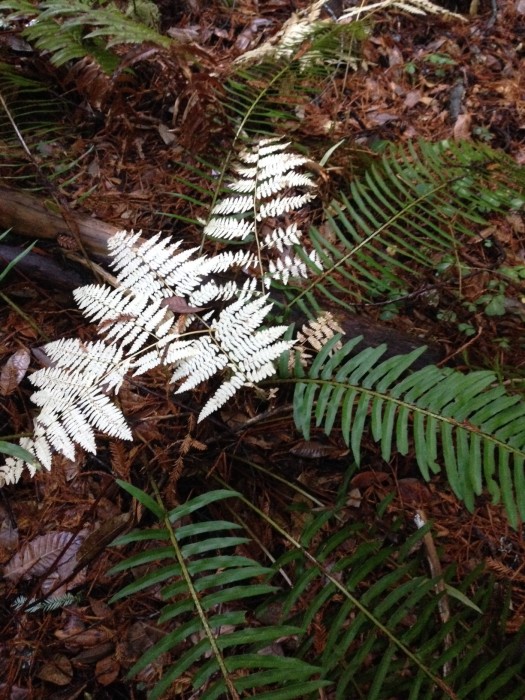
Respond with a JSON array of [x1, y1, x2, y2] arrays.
[[214, 475, 459, 699], [149, 477, 240, 700]]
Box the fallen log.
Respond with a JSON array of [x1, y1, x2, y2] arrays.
[[0, 186, 443, 366], [0, 244, 88, 289], [0, 186, 119, 257]]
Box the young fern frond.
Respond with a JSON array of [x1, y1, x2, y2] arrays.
[[281, 336, 525, 526], [108, 484, 327, 700]]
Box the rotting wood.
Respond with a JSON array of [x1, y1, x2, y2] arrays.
[[0, 187, 121, 258], [0, 244, 88, 289]]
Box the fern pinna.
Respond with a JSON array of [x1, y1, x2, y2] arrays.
[[108, 485, 327, 700], [0, 137, 318, 485]]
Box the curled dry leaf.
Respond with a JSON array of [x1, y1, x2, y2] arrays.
[[289, 440, 348, 459], [0, 348, 30, 395]]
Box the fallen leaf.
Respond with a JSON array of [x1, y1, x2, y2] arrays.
[[0, 348, 30, 395], [95, 656, 120, 685], [453, 113, 472, 141], [351, 471, 391, 489], [4, 530, 87, 594], [160, 295, 207, 313], [36, 654, 73, 686], [289, 440, 347, 459], [397, 478, 431, 504]]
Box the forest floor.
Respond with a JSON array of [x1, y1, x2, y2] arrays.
[[0, 0, 524, 698]]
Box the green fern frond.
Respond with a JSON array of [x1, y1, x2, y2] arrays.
[[285, 140, 525, 316], [268, 502, 525, 699], [0, 63, 73, 186], [282, 335, 525, 525], [109, 483, 328, 699], [0, 0, 169, 69]]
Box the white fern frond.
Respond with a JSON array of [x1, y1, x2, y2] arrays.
[[228, 172, 315, 198], [108, 230, 203, 298], [257, 192, 316, 219], [211, 195, 254, 216], [203, 217, 255, 240], [268, 255, 309, 285], [19, 339, 133, 470], [73, 284, 130, 323], [171, 294, 292, 420], [40, 339, 129, 392], [263, 224, 303, 251], [1, 135, 322, 484], [297, 312, 344, 351], [205, 250, 256, 274], [0, 436, 37, 485], [171, 336, 229, 391], [239, 138, 291, 162], [104, 301, 172, 353], [234, 0, 326, 65], [339, 0, 465, 22], [188, 280, 239, 308], [132, 340, 197, 376], [236, 154, 309, 180], [198, 375, 246, 421]]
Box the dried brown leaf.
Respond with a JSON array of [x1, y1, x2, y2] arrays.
[[95, 656, 120, 685], [4, 531, 86, 595], [36, 654, 73, 686], [0, 348, 30, 395], [290, 440, 347, 459]]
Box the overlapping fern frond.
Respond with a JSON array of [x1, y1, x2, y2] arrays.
[[284, 140, 525, 317], [267, 497, 525, 698], [110, 476, 525, 699], [108, 485, 327, 700], [281, 335, 525, 526], [0, 63, 73, 187]]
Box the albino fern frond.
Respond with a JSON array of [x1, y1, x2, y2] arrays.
[[262, 223, 303, 251], [172, 295, 291, 420], [234, 0, 326, 65], [237, 154, 311, 180], [268, 255, 309, 284], [257, 192, 316, 219], [1, 136, 319, 484], [339, 0, 465, 22], [203, 217, 255, 241]]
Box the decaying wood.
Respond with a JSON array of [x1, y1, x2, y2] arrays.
[[0, 187, 120, 257], [0, 244, 88, 289]]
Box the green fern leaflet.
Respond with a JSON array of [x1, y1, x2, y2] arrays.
[[283, 336, 525, 526]]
